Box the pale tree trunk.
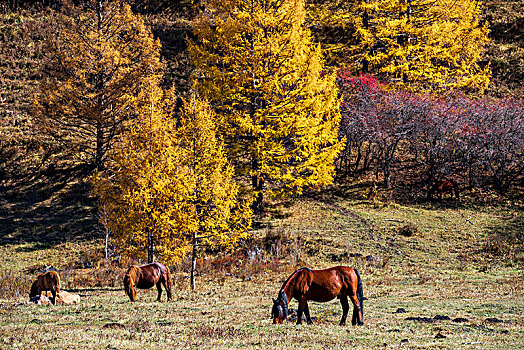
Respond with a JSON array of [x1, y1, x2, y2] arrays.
[[105, 230, 109, 267], [147, 227, 153, 264], [191, 230, 197, 291]]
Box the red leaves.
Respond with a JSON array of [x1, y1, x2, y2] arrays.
[[337, 72, 524, 190]]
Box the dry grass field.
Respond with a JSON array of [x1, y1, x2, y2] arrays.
[[0, 189, 522, 349]]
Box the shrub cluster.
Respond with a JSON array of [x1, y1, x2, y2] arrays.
[[337, 73, 524, 193]]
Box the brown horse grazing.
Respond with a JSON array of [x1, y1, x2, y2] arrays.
[[272, 266, 363, 326], [428, 179, 459, 200], [29, 271, 61, 305], [123, 263, 173, 302]]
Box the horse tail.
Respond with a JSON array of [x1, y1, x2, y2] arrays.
[[53, 271, 61, 293], [165, 264, 173, 300], [165, 265, 172, 285], [355, 268, 363, 318]]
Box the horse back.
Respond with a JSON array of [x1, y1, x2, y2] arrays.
[[314, 266, 358, 296], [133, 263, 165, 289], [297, 266, 349, 302]]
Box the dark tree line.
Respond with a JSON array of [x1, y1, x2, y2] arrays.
[[2, 0, 197, 14]]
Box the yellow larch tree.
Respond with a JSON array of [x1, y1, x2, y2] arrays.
[[34, 0, 163, 171], [91, 75, 190, 266], [352, 0, 491, 93], [305, 0, 361, 67], [92, 82, 251, 282], [189, 0, 345, 212], [177, 94, 252, 290]]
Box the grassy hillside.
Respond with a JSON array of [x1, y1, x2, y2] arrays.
[[0, 190, 523, 348]]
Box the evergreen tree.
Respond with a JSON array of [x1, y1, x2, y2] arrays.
[[189, 0, 344, 212]]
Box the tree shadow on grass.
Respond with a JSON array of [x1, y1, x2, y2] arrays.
[[0, 163, 98, 247], [483, 214, 524, 262]]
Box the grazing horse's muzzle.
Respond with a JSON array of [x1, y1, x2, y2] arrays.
[[272, 293, 288, 324]]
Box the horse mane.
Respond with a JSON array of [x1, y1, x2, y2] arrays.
[[123, 265, 139, 300], [125, 266, 140, 284], [279, 267, 312, 295]]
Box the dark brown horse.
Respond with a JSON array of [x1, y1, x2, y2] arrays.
[[123, 263, 173, 302], [29, 271, 61, 305], [428, 179, 459, 200], [272, 266, 363, 326]]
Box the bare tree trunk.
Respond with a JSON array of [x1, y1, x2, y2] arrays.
[[251, 156, 264, 213], [191, 230, 197, 291], [147, 227, 153, 264], [105, 230, 109, 267]]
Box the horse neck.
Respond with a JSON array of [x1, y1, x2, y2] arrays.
[[280, 285, 291, 305], [280, 270, 301, 304], [30, 281, 39, 296]]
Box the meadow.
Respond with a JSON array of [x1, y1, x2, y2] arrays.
[[0, 190, 522, 349]]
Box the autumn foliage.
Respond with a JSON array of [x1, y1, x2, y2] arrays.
[[3, 0, 521, 285], [34, 0, 163, 171], [189, 0, 345, 211], [307, 0, 491, 94]]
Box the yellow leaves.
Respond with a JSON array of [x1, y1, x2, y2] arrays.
[[354, 0, 491, 94], [35, 0, 164, 170], [93, 86, 252, 265], [189, 0, 344, 211]]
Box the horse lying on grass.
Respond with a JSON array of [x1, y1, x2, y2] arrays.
[[272, 266, 363, 326], [123, 262, 173, 302], [29, 271, 61, 305]]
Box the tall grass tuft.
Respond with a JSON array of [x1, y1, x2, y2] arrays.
[[0, 270, 32, 300]]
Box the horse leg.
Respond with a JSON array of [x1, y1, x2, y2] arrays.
[[296, 298, 306, 325], [304, 302, 313, 325], [339, 295, 349, 326], [162, 278, 172, 302], [297, 298, 312, 325], [156, 282, 162, 302], [51, 289, 57, 305], [296, 306, 303, 325], [349, 294, 362, 326]]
